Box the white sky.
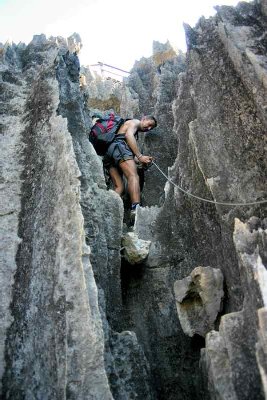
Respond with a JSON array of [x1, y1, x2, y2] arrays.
[[0, 0, 247, 71]]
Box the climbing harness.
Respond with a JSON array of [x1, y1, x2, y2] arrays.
[[152, 161, 267, 207]]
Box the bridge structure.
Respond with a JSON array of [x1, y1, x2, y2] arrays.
[[88, 61, 130, 81]]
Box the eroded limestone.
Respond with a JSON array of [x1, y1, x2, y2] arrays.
[[174, 266, 224, 337]]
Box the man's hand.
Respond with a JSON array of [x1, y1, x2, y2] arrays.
[[138, 155, 153, 164]]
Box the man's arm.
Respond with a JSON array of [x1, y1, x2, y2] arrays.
[[124, 121, 153, 164]]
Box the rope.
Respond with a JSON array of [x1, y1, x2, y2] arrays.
[[152, 161, 267, 207], [89, 62, 130, 75]]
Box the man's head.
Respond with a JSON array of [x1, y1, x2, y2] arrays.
[[139, 115, 157, 132]]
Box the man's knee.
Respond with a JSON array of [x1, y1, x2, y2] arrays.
[[127, 170, 139, 180], [120, 160, 138, 177]]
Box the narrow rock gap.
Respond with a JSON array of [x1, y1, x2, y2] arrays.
[[119, 247, 209, 399]]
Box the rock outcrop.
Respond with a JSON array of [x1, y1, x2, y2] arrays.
[[174, 267, 224, 337], [200, 217, 267, 397], [0, 34, 114, 399], [124, 1, 267, 399], [200, 217, 267, 400], [0, 34, 153, 399], [1, 0, 267, 399]]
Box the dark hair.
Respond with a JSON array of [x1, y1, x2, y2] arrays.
[[144, 115, 157, 128]]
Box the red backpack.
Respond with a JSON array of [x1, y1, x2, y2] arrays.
[[89, 112, 125, 155]]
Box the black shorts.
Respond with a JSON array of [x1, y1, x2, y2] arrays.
[[103, 139, 134, 168]]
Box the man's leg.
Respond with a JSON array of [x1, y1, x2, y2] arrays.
[[119, 159, 140, 204], [109, 166, 124, 195]]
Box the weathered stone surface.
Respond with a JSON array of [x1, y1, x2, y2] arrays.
[[201, 330, 238, 400], [216, 2, 267, 126], [122, 1, 266, 399], [257, 308, 267, 397], [202, 309, 264, 400], [201, 217, 267, 400], [55, 40, 125, 330], [122, 232, 151, 265], [0, 66, 112, 399], [233, 217, 267, 399], [0, 52, 25, 396], [174, 267, 224, 337], [98, 289, 156, 400], [1, 32, 161, 400], [53, 35, 157, 400], [108, 330, 155, 399], [1, 0, 267, 399], [0, 39, 113, 398]]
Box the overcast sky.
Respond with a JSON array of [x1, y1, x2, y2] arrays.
[[0, 0, 247, 71]]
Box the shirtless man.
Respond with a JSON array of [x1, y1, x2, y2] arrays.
[[103, 115, 157, 215]]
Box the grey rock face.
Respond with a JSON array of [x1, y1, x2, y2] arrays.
[[0, 44, 25, 395], [174, 267, 224, 337], [122, 1, 266, 399], [99, 289, 156, 400], [201, 217, 267, 400], [257, 307, 267, 397], [53, 36, 156, 400], [216, 2, 267, 126], [233, 218, 267, 399], [0, 37, 113, 398], [55, 41, 124, 330], [1, 32, 156, 400], [108, 330, 155, 400], [201, 330, 238, 400], [202, 311, 261, 400]]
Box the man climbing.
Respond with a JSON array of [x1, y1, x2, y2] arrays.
[[103, 115, 157, 221]]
